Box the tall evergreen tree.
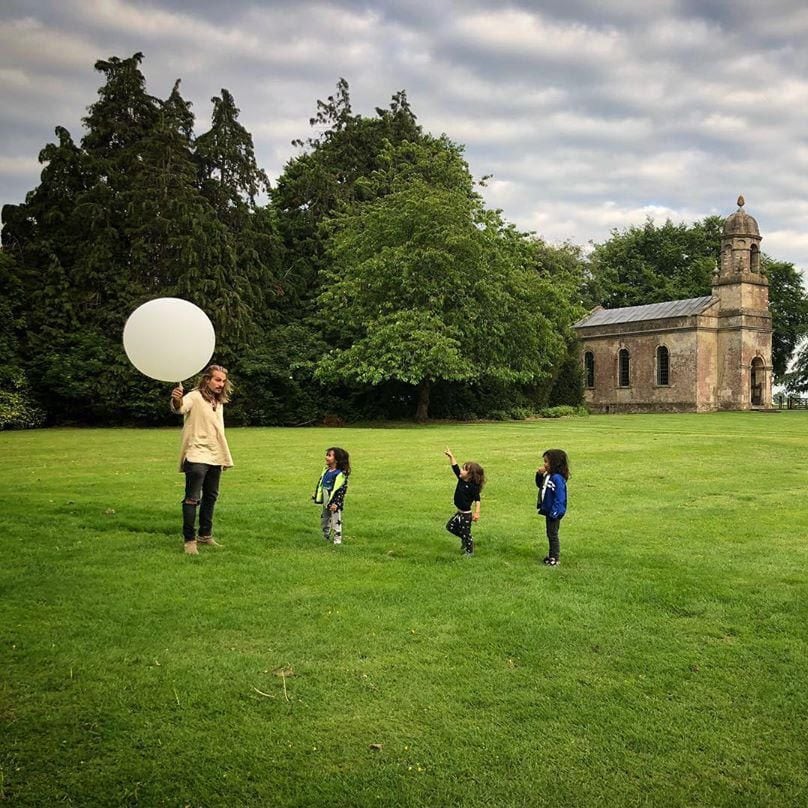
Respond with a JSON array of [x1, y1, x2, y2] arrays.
[[766, 260, 808, 379], [1, 125, 90, 420], [194, 89, 281, 353], [126, 79, 209, 293], [273, 79, 421, 304], [81, 53, 159, 159], [0, 251, 45, 428], [196, 88, 269, 216], [72, 53, 161, 328], [123, 78, 255, 366], [3, 54, 282, 423]]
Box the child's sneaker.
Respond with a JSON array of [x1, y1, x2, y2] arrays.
[[547, 557, 559, 566]]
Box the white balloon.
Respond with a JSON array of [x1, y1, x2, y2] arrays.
[[123, 298, 216, 382]]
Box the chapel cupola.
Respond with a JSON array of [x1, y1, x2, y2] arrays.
[[719, 195, 763, 278]]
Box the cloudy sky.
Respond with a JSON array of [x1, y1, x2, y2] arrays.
[[2, 0, 807, 275]]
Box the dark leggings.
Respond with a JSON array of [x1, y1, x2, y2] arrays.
[[545, 516, 561, 560]]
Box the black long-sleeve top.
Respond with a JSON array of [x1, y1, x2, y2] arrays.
[[452, 464, 481, 511]]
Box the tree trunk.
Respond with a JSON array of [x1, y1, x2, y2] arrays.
[[415, 379, 430, 422]]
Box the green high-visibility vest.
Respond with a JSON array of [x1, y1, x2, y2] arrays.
[[313, 468, 346, 505]]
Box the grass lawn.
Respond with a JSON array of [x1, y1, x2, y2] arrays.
[[2, 412, 807, 807]]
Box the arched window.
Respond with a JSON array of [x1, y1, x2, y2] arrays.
[[751, 356, 764, 405], [750, 244, 760, 273], [656, 346, 670, 386], [584, 352, 595, 388], [721, 245, 732, 273], [618, 348, 630, 387]]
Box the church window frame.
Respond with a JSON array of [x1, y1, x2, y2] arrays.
[[750, 355, 765, 406], [584, 351, 595, 388], [750, 243, 760, 273], [721, 244, 732, 274], [656, 345, 670, 386], [618, 348, 630, 387]]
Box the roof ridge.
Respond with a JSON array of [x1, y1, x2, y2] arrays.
[[603, 294, 713, 311], [574, 295, 717, 328]]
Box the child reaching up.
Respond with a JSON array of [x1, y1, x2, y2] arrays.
[[313, 447, 351, 545], [536, 449, 569, 566], [444, 447, 485, 556]]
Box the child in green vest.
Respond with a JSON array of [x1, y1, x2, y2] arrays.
[[313, 447, 351, 544]]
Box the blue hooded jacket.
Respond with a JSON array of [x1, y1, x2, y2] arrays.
[[535, 471, 567, 519]]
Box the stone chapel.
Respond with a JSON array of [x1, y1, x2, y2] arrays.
[[573, 197, 773, 413]]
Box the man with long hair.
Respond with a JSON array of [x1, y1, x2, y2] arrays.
[[170, 365, 234, 555]]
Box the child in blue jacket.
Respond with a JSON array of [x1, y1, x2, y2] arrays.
[[535, 449, 569, 566]]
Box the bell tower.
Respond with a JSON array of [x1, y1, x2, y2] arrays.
[[712, 196, 772, 409]]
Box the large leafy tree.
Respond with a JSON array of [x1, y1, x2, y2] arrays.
[[527, 239, 588, 405], [244, 80, 429, 423], [317, 138, 564, 419], [585, 217, 722, 308], [784, 340, 808, 394], [587, 217, 808, 381], [766, 260, 808, 379]]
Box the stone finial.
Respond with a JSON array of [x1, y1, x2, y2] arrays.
[[737, 194, 745, 208]]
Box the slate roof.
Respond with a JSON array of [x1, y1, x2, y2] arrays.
[[574, 295, 717, 328]]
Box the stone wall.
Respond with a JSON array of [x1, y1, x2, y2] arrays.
[[580, 317, 707, 412]]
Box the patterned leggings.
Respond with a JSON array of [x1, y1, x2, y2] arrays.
[[446, 511, 473, 554], [321, 507, 343, 544]]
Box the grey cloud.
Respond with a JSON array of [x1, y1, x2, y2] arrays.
[[1, 0, 807, 273]]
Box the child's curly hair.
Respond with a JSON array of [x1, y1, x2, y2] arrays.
[[543, 449, 570, 480], [463, 462, 485, 489], [327, 447, 351, 474]]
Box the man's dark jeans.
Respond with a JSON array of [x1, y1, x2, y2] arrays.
[[182, 462, 222, 541]]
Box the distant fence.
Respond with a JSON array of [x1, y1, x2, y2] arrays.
[[774, 395, 808, 410]]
